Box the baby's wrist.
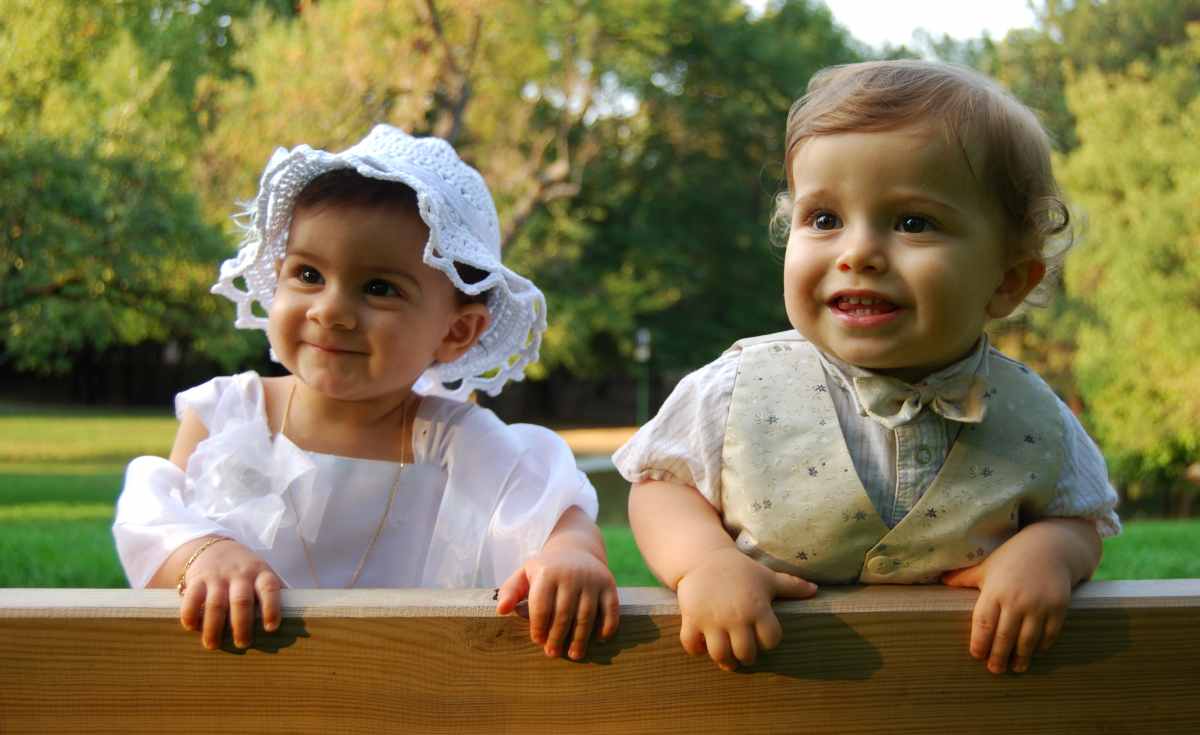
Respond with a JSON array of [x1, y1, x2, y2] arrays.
[[673, 546, 751, 590]]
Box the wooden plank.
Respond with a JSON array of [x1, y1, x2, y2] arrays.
[[1, 581, 1198, 734]]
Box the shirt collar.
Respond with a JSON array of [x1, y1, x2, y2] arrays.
[[815, 336, 991, 418]]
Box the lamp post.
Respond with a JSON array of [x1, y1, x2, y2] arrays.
[[634, 327, 652, 425]]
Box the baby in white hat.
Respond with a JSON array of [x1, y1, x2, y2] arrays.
[[114, 125, 617, 659]]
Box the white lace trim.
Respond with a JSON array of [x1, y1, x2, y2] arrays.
[[210, 125, 546, 396]]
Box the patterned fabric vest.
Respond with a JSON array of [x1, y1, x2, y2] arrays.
[[720, 332, 1063, 584]]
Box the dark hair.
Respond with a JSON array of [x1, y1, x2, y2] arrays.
[[292, 169, 490, 305]]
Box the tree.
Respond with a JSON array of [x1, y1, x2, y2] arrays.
[[194, 0, 669, 246], [194, 0, 858, 377], [0, 0, 278, 374], [536, 0, 859, 374], [1054, 31, 1200, 505], [0, 137, 237, 373], [987, 0, 1200, 151]]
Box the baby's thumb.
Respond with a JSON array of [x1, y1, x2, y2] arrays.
[[496, 567, 530, 615], [772, 572, 818, 599], [941, 565, 982, 588]]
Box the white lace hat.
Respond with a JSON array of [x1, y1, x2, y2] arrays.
[[212, 124, 546, 396]]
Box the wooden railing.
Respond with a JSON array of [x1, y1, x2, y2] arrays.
[[2, 580, 1197, 734]]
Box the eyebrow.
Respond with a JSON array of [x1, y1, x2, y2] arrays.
[[892, 192, 974, 220], [793, 187, 968, 218], [889, 190, 966, 215], [791, 187, 834, 204]]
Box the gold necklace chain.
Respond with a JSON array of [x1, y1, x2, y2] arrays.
[[279, 379, 409, 589]]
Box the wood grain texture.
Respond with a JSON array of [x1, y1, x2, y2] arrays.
[[1, 581, 1197, 734]]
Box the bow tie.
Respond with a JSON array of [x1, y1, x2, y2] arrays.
[[851, 373, 988, 430]]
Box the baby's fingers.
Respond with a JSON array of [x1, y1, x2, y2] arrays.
[[496, 567, 530, 616], [1039, 611, 1066, 653], [598, 585, 620, 640], [179, 580, 207, 632], [256, 571, 283, 633], [704, 629, 738, 671], [679, 618, 707, 657], [1010, 615, 1045, 674], [985, 608, 1021, 674], [525, 575, 555, 647], [543, 585, 579, 658], [968, 596, 1000, 661], [772, 571, 818, 600], [755, 612, 784, 653], [201, 584, 229, 651], [228, 577, 257, 648], [729, 626, 760, 668], [566, 590, 598, 661]]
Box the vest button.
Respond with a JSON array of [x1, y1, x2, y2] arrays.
[[867, 556, 896, 575], [916, 446, 933, 465]]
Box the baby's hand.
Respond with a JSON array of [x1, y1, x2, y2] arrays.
[[942, 542, 1073, 674], [675, 547, 817, 671], [177, 537, 283, 650], [496, 547, 619, 660]]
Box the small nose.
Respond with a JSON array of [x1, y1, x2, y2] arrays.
[[307, 286, 356, 330], [834, 225, 888, 274]]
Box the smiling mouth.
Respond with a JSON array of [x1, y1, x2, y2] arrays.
[[305, 341, 364, 355], [829, 295, 900, 316]]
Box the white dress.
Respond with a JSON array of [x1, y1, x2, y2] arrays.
[[113, 372, 598, 589]]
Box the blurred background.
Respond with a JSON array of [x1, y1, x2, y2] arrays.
[[2, 0, 1198, 586]]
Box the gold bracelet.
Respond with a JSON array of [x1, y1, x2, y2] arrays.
[[175, 536, 231, 597]]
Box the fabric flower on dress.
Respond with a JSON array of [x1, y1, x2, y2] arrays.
[[182, 418, 328, 549]]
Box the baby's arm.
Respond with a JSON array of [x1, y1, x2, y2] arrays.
[[942, 517, 1101, 674], [149, 408, 284, 650], [629, 480, 817, 671], [496, 506, 618, 660]]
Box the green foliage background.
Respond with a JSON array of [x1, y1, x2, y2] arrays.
[[2, 0, 1198, 511]]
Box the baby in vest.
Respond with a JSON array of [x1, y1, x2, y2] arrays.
[[615, 60, 1120, 674], [114, 125, 618, 659]]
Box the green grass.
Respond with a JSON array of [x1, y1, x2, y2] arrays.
[[0, 403, 171, 588], [1, 404, 1198, 588], [602, 525, 658, 586], [0, 519, 128, 587], [1094, 519, 1200, 580]]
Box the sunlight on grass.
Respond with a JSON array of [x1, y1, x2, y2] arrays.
[[0, 503, 115, 522], [0, 410, 175, 464], [0, 461, 128, 476]]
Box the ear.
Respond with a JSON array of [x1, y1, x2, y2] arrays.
[[434, 303, 490, 364], [986, 258, 1046, 319]]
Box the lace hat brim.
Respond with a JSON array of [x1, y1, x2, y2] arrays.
[[211, 125, 546, 397]]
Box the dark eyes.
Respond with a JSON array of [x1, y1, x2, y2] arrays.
[[364, 279, 400, 298], [290, 266, 403, 298], [298, 265, 323, 284], [897, 216, 934, 233], [803, 212, 937, 233], [812, 212, 842, 230]]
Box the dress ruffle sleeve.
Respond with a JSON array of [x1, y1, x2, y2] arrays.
[[113, 457, 230, 588], [611, 351, 739, 510], [416, 398, 598, 587], [113, 372, 329, 587]]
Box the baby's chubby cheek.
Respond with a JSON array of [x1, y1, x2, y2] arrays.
[[781, 282, 822, 340]]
